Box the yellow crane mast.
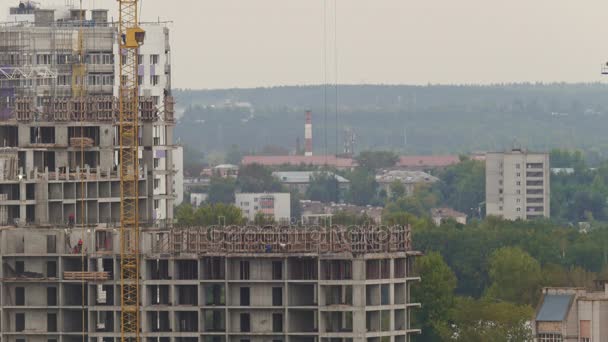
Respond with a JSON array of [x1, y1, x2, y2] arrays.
[[117, 1, 145, 341]]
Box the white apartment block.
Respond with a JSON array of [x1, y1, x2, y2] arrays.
[[486, 149, 550, 220], [235, 193, 291, 223]]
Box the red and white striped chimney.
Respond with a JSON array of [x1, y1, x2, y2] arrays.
[[305, 110, 313, 156]]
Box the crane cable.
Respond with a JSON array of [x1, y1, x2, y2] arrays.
[[77, 1, 86, 341]]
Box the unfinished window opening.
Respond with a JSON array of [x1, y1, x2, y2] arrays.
[[150, 311, 170, 332], [240, 287, 250, 306], [47, 287, 57, 306], [325, 312, 353, 333], [272, 260, 283, 280], [394, 258, 406, 278], [150, 285, 169, 305], [95, 311, 114, 332], [15, 286, 25, 305], [0, 126, 18, 146], [239, 260, 250, 280], [240, 313, 251, 332], [177, 285, 198, 305], [47, 235, 57, 253], [289, 258, 317, 280], [16, 312, 25, 331], [177, 260, 198, 280], [380, 284, 390, 305], [325, 285, 353, 305], [30, 126, 55, 144], [26, 183, 35, 200], [68, 126, 100, 146], [150, 259, 169, 280], [205, 284, 225, 305], [34, 151, 55, 171], [273, 313, 283, 332], [15, 260, 24, 274], [272, 287, 283, 306], [69, 150, 99, 169], [48, 313, 57, 332], [47, 260, 57, 278], [322, 260, 352, 280], [64, 284, 87, 306], [177, 311, 198, 332], [95, 231, 113, 251], [380, 259, 390, 278], [203, 257, 225, 280], [204, 310, 225, 332]]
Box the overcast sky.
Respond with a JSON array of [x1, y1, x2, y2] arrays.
[[5, 0, 608, 89]]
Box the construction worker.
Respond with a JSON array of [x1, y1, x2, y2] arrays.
[[68, 213, 75, 227], [75, 238, 83, 254]]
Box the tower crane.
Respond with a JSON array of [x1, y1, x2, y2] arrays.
[[117, 1, 145, 341]]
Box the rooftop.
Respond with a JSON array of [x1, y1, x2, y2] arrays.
[[397, 155, 459, 168], [431, 207, 467, 219], [273, 171, 350, 184], [242, 155, 355, 168], [536, 294, 574, 321], [376, 170, 439, 184]]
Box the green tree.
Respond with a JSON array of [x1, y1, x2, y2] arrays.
[[225, 144, 244, 165], [253, 211, 275, 225], [485, 246, 541, 305], [237, 164, 283, 193], [208, 176, 236, 204], [389, 180, 405, 198], [175, 203, 196, 225], [434, 158, 485, 218], [290, 189, 302, 223], [306, 172, 340, 203], [356, 150, 398, 171], [175, 203, 244, 226], [438, 297, 533, 342], [412, 252, 457, 342], [194, 203, 245, 225], [346, 168, 378, 205]]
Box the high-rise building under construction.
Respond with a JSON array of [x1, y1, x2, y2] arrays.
[[0, 2, 178, 226], [0, 2, 421, 341]]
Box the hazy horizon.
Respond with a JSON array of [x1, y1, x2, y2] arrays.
[[4, 0, 608, 89]]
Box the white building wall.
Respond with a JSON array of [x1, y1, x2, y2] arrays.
[[235, 193, 291, 223], [174, 145, 184, 205], [486, 150, 550, 220]]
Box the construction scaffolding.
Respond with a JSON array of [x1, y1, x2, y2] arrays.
[[150, 225, 412, 255]]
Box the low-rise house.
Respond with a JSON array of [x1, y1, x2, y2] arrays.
[[300, 200, 383, 224], [235, 193, 291, 223], [190, 193, 208, 208], [533, 286, 608, 342], [431, 208, 467, 225], [396, 155, 459, 170], [241, 155, 356, 169], [201, 164, 239, 178], [273, 171, 350, 194], [376, 170, 439, 197]]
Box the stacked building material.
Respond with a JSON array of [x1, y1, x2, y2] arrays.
[[0, 148, 18, 180], [69, 137, 94, 147]]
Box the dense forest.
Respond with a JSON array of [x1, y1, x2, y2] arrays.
[[175, 84, 608, 162]]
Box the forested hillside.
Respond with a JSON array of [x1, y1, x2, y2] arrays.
[[175, 84, 608, 161]]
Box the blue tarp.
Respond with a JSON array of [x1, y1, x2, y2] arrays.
[[536, 294, 573, 321]]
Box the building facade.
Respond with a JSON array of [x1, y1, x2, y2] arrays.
[[534, 286, 608, 342], [235, 193, 291, 223], [0, 3, 179, 224], [486, 149, 550, 220], [0, 225, 421, 342], [273, 171, 350, 195]]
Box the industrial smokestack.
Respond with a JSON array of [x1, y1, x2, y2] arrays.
[[305, 110, 312, 156]]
